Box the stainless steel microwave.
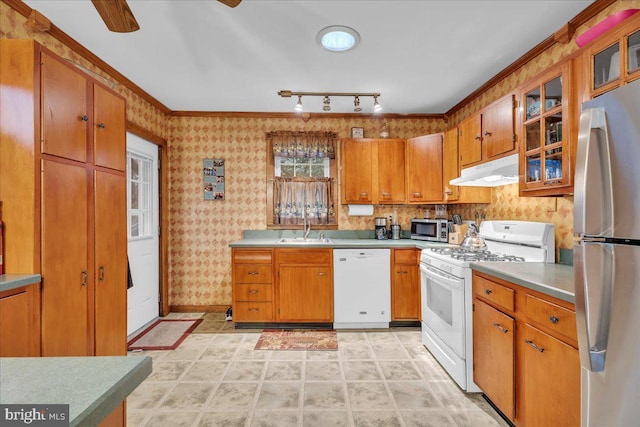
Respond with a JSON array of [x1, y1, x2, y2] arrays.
[[411, 218, 449, 242]]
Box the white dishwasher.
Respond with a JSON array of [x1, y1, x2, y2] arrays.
[[333, 249, 391, 329]]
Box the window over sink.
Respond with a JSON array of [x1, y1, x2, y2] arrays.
[[266, 131, 338, 229]]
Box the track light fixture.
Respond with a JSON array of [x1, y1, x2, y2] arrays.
[[278, 90, 382, 113]]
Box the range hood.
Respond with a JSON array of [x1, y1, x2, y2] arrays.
[[449, 154, 519, 187]]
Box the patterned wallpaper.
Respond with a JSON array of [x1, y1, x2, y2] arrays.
[[168, 116, 443, 306], [2, 0, 635, 308]]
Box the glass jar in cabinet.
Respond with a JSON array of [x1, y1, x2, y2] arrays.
[[518, 60, 574, 196]]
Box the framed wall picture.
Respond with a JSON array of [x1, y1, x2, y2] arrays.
[[203, 158, 225, 200], [351, 127, 364, 138]]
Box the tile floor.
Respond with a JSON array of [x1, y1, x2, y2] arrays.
[[126, 313, 509, 427]]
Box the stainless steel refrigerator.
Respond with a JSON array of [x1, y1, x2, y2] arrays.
[[574, 78, 640, 427]]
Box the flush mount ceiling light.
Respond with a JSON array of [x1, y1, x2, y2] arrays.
[[278, 91, 382, 114], [317, 25, 360, 52]]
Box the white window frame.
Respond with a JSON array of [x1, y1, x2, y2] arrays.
[[274, 157, 331, 178], [127, 151, 154, 240]]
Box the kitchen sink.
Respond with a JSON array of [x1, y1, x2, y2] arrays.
[[276, 237, 333, 244]]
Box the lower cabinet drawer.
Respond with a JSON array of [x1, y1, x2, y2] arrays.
[[473, 275, 515, 312], [235, 284, 272, 302], [525, 294, 577, 342], [233, 264, 272, 284], [234, 302, 273, 322]]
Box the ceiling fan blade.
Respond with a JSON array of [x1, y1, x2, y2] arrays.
[[91, 0, 140, 33], [218, 0, 242, 8]]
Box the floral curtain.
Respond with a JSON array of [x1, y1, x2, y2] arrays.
[[267, 131, 337, 159], [273, 177, 335, 225]]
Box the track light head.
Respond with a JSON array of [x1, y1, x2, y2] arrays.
[[373, 95, 382, 113], [322, 95, 331, 112], [295, 96, 303, 112], [353, 95, 362, 113]]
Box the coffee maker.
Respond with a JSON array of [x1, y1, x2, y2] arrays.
[[374, 217, 387, 240]]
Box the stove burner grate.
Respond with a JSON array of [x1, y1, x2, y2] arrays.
[[430, 247, 525, 262]]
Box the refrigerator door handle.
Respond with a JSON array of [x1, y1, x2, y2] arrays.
[[574, 242, 615, 372], [574, 108, 614, 238]]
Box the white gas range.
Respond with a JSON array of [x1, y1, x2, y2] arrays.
[[420, 220, 555, 392]]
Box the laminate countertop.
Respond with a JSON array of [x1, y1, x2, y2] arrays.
[[0, 356, 152, 427], [0, 274, 41, 293], [471, 262, 575, 303]]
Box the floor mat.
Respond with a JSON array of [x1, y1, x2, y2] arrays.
[[127, 319, 202, 351], [254, 329, 338, 351]]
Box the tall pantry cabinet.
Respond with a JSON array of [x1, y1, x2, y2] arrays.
[[0, 40, 127, 358]]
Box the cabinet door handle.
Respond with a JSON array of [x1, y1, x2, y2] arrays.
[[484, 131, 492, 137], [485, 289, 493, 295], [474, 135, 481, 140], [98, 122, 106, 129], [359, 192, 369, 199], [549, 315, 559, 324], [317, 272, 327, 276], [525, 339, 545, 353], [413, 192, 422, 197], [248, 308, 260, 312], [248, 289, 259, 294], [397, 271, 408, 274], [492, 322, 509, 334], [98, 265, 105, 282], [80, 115, 89, 122], [81, 270, 88, 287], [247, 271, 259, 275]]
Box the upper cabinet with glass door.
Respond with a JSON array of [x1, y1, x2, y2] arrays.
[[583, 13, 640, 99], [518, 60, 575, 197]]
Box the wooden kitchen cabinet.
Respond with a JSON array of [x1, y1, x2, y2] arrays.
[[473, 298, 516, 420], [232, 248, 274, 322], [518, 323, 580, 427], [459, 94, 516, 167], [0, 283, 41, 357], [41, 50, 88, 163], [582, 12, 640, 100], [93, 84, 126, 171], [405, 134, 443, 203], [443, 128, 491, 204], [518, 60, 576, 197], [0, 40, 127, 358], [473, 271, 580, 426], [341, 138, 405, 204], [391, 249, 420, 321], [458, 114, 482, 167], [276, 249, 333, 322]]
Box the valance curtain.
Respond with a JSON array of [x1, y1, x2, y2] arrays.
[[267, 131, 337, 159], [273, 177, 335, 225]]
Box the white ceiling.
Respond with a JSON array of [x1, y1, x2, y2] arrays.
[[23, 0, 593, 114]]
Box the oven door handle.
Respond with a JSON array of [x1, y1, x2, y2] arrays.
[[420, 263, 463, 291]]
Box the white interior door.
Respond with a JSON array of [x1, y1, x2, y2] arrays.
[[126, 133, 159, 335]]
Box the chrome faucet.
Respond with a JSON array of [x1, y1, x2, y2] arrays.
[[303, 204, 311, 240]]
